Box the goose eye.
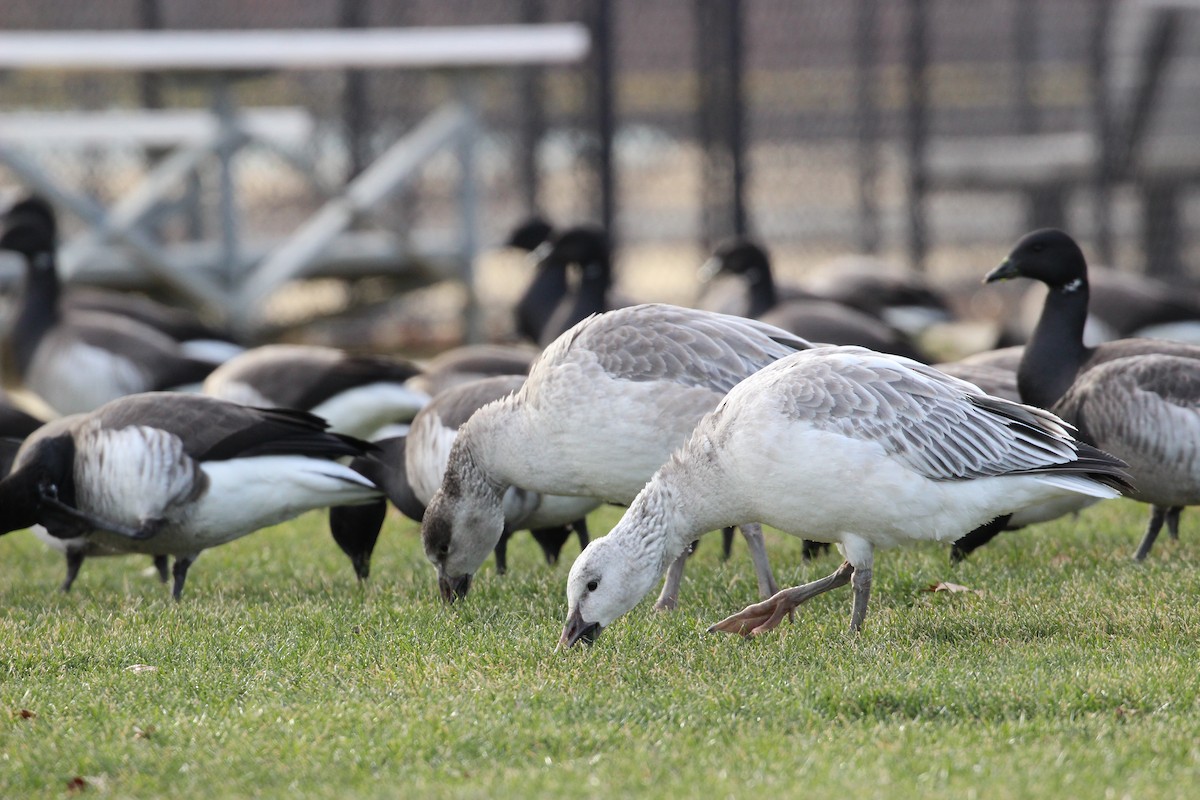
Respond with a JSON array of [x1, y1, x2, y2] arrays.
[[586, 579, 599, 592]]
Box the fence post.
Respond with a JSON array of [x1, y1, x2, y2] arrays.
[[696, 0, 747, 250], [588, 0, 616, 239], [854, 0, 880, 255], [904, 0, 928, 272]]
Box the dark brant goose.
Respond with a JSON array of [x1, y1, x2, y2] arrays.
[[561, 346, 1129, 646], [0, 207, 217, 415], [203, 344, 427, 440], [536, 226, 632, 348], [5, 196, 243, 364], [0, 392, 381, 599], [985, 228, 1200, 559], [698, 239, 931, 362], [506, 216, 564, 343]]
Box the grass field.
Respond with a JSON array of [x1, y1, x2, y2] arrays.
[[2, 499, 1198, 799]]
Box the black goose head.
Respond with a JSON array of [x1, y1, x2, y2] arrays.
[[0, 212, 56, 265], [700, 238, 772, 286], [985, 229, 1089, 292], [547, 226, 611, 284], [505, 216, 554, 253], [0, 433, 75, 536], [5, 196, 57, 241]]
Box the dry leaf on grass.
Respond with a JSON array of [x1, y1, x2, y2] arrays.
[[125, 664, 157, 673], [922, 581, 984, 595], [13, 709, 36, 719], [66, 777, 88, 792]]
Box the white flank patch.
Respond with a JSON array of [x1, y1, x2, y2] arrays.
[[311, 383, 431, 439]]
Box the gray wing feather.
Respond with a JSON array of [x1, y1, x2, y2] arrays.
[[536, 304, 812, 393], [772, 349, 1082, 481]]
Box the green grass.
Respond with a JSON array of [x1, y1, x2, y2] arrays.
[[2, 500, 1199, 798]]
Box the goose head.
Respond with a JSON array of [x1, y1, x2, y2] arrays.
[[0, 212, 55, 265], [0, 433, 75, 536], [420, 444, 506, 603], [545, 226, 611, 284], [985, 229, 1088, 291], [698, 238, 771, 286], [559, 533, 661, 649], [505, 216, 553, 253]]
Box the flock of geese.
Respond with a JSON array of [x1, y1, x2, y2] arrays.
[[1, 193, 1198, 647]]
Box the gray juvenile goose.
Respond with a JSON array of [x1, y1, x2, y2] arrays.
[[561, 346, 1130, 646], [421, 303, 809, 607]]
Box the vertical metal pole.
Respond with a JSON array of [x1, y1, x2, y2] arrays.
[[696, 0, 746, 248], [1014, 0, 1063, 230], [904, 0, 928, 272], [727, 0, 747, 239], [340, 0, 370, 181], [590, 0, 617, 238], [854, 0, 880, 254], [213, 78, 240, 290], [518, 0, 546, 214], [457, 78, 483, 344], [1090, 0, 1114, 265]]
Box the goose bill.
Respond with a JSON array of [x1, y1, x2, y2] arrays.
[[983, 259, 1020, 283], [558, 607, 602, 649], [437, 572, 472, 603]]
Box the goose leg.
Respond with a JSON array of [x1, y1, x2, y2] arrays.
[[801, 540, 830, 561], [493, 529, 512, 576], [739, 523, 779, 599], [721, 527, 735, 561], [950, 514, 1012, 563], [573, 517, 591, 552], [61, 550, 84, 592], [708, 560, 855, 637], [1134, 506, 1168, 561], [849, 565, 873, 632], [1166, 506, 1183, 540], [171, 554, 197, 601], [654, 541, 697, 611], [152, 555, 170, 584]]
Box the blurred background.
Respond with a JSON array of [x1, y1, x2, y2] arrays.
[[1, 0, 1198, 353]]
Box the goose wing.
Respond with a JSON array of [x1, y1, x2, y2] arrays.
[[1055, 355, 1200, 470], [90, 393, 370, 462], [763, 348, 1116, 482], [540, 304, 812, 394]]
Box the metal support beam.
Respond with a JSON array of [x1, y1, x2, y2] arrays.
[[854, 0, 880, 254], [697, 0, 748, 248], [904, 0, 929, 272], [234, 103, 470, 327], [456, 78, 483, 344], [517, 0, 546, 214], [588, 0, 616, 237], [0, 140, 232, 312]]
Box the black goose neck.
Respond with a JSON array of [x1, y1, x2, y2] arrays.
[[1019, 280, 1091, 408]]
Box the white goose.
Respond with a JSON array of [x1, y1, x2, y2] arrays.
[[0, 393, 382, 599], [421, 303, 812, 605], [560, 346, 1130, 646]]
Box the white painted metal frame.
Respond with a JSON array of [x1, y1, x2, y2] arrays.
[[0, 25, 590, 334]]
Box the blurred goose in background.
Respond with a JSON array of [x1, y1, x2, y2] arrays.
[[203, 344, 427, 440], [0, 206, 219, 415], [698, 239, 931, 361], [421, 303, 808, 606], [802, 254, 955, 339], [3, 196, 243, 364], [407, 342, 536, 398], [0, 392, 381, 599], [560, 346, 1130, 646], [333, 375, 595, 587], [506, 215, 565, 343], [536, 225, 635, 348], [1016, 263, 1200, 346], [985, 228, 1200, 559]]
